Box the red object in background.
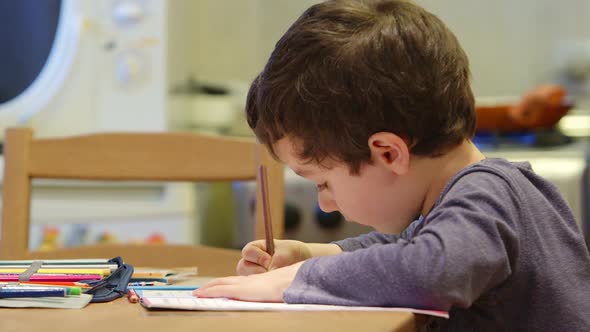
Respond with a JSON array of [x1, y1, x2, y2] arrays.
[[475, 85, 573, 132], [146, 232, 165, 244]]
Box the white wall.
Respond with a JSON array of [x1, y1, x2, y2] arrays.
[[419, 0, 590, 97], [169, 0, 590, 100], [168, 0, 320, 84]]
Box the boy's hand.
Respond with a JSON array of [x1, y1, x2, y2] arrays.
[[237, 239, 312, 275], [194, 262, 304, 302]]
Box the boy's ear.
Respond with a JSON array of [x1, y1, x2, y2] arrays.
[[367, 132, 410, 175]]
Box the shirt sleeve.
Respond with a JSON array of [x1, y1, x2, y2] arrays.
[[284, 171, 519, 311], [332, 218, 423, 251]]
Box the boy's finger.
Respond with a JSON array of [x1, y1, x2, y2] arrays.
[[241, 245, 271, 269], [197, 276, 244, 290], [237, 259, 268, 276], [193, 284, 232, 298], [194, 282, 278, 302]]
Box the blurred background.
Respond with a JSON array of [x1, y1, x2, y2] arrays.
[[0, 0, 588, 251]]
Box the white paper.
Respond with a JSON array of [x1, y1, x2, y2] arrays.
[[139, 290, 449, 319], [0, 294, 93, 309]]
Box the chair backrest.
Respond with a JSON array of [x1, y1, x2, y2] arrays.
[[0, 127, 284, 276]]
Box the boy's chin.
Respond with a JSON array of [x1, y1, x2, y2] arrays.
[[352, 216, 407, 234], [373, 227, 402, 235], [369, 222, 408, 235]]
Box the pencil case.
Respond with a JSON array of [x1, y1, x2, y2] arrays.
[[82, 256, 134, 303]]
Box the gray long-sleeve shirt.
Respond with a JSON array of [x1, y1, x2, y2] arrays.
[[283, 158, 590, 331]]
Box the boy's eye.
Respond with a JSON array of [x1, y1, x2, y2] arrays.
[[316, 182, 329, 191]]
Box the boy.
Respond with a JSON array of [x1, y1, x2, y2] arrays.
[[194, 0, 590, 330]]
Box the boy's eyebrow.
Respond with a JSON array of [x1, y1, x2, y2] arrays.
[[293, 168, 313, 177]]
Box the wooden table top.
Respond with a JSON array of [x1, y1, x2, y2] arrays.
[[0, 277, 418, 332]]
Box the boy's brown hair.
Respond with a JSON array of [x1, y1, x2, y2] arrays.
[[246, 0, 475, 174]]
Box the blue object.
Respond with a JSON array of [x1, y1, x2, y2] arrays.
[[473, 131, 538, 151], [129, 285, 199, 291], [0, 0, 61, 103], [82, 256, 134, 303], [472, 132, 498, 150], [0, 287, 66, 298], [501, 132, 537, 146]]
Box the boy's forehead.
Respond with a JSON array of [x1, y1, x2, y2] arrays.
[[273, 137, 338, 176], [273, 137, 320, 175], [273, 137, 302, 165]]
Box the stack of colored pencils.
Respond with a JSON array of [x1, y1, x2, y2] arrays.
[[0, 258, 118, 297]]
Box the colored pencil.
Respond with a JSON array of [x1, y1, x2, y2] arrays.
[[128, 285, 200, 291], [128, 281, 168, 287], [127, 288, 139, 303], [258, 165, 275, 256], [0, 287, 67, 298], [0, 259, 110, 265], [0, 274, 102, 282], [17, 281, 91, 287], [0, 268, 109, 276], [0, 282, 91, 289]]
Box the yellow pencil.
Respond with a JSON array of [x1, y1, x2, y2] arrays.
[[0, 268, 109, 276], [0, 282, 92, 289]]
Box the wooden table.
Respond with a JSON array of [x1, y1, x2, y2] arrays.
[[0, 276, 418, 332]]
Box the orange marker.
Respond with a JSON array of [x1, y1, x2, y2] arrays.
[[18, 281, 91, 288], [127, 288, 139, 303]]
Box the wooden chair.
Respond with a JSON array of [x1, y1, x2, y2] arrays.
[[0, 127, 284, 276]]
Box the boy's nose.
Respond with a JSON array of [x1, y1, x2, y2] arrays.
[[318, 192, 338, 213]]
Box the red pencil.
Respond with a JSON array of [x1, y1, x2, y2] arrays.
[[127, 288, 139, 303], [18, 281, 91, 287]]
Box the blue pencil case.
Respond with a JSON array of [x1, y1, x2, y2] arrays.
[[82, 256, 134, 303]]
